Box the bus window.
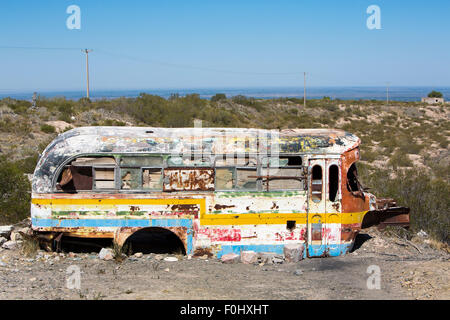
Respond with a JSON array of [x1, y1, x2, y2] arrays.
[[142, 168, 163, 190], [261, 156, 304, 191], [56, 156, 116, 192], [94, 168, 115, 189], [236, 168, 257, 190], [329, 165, 339, 202], [163, 168, 214, 191], [311, 165, 322, 202], [262, 168, 304, 190], [216, 168, 234, 190], [121, 168, 141, 190]]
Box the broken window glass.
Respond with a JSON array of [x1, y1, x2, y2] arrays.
[[56, 156, 117, 192], [121, 168, 141, 190], [346, 163, 364, 196]]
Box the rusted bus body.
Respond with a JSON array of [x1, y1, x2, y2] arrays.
[[31, 127, 409, 258]]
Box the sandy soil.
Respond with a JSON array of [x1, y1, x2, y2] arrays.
[[0, 228, 448, 300]]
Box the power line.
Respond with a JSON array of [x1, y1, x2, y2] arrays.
[[0, 45, 302, 76], [0, 46, 82, 51], [95, 49, 301, 76]]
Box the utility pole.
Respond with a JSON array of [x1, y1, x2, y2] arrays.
[[303, 72, 306, 109], [83, 49, 93, 98], [386, 82, 390, 106]]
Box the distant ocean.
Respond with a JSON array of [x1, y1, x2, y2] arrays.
[[0, 86, 449, 102]]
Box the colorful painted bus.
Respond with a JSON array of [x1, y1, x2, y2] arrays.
[[31, 127, 409, 258]]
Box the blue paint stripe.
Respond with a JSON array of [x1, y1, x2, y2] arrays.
[[33, 218, 192, 228], [32, 218, 194, 255], [217, 243, 354, 258]]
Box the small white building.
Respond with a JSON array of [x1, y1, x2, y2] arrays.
[[421, 97, 444, 104]]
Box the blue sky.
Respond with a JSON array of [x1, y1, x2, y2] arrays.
[[0, 0, 449, 91]]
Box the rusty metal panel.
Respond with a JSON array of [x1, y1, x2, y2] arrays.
[[163, 168, 214, 191]]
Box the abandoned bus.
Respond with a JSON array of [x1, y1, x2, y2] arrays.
[[31, 127, 409, 258]]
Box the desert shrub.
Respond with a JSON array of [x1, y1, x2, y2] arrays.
[[388, 150, 413, 169], [211, 93, 227, 102], [0, 118, 32, 136], [361, 148, 379, 162], [0, 157, 31, 224], [359, 167, 449, 243], [15, 153, 39, 174], [427, 90, 443, 98], [231, 95, 265, 111], [40, 124, 56, 134], [102, 119, 126, 126]]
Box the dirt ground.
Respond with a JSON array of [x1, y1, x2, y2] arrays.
[[0, 228, 448, 300]]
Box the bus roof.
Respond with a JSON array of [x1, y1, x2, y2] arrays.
[[32, 127, 360, 193]]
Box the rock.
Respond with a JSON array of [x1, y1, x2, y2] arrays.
[[0, 237, 7, 246], [164, 268, 170, 272], [134, 252, 143, 258], [2, 240, 18, 250], [0, 226, 13, 238], [417, 230, 428, 238], [221, 253, 240, 264], [241, 250, 258, 264], [293, 269, 303, 276], [283, 243, 304, 263], [258, 252, 277, 264], [154, 254, 163, 261], [98, 248, 114, 260], [272, 256, 284, 264], [163, 257, 178, 262], [9, 231, 22, 242]]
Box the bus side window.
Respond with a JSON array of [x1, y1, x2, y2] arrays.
[[311, 165, 322, 202], [329, 164, 339, 202], [56, 157, 116, 192], [142, 168, 163, 190], [216, 168, 234, 190], [94, 168, 115, 189], [236, 168, 257, 190]]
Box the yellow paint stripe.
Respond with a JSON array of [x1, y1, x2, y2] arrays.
[[32, 198, 366, 226]]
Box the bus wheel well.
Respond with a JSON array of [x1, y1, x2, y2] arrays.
[[116, 227, 186, 255]]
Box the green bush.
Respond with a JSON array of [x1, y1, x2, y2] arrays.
[[0, 157, 31, 224], [427, 91, 443, 98], [40, 124, 56, 134], [211, 93, 227, 102], [359, 166, 449, 243], [388, 150, 413, 169]]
